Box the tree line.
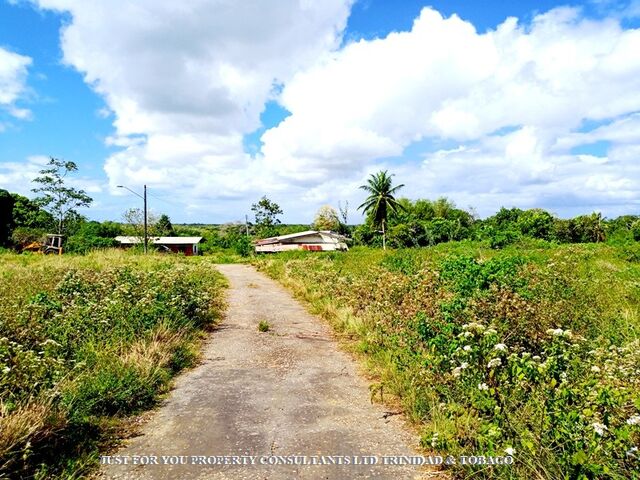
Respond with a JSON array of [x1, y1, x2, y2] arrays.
[[0, 158, 178, 253], [354, 170, 638, 249], [2, 163, 639, 255]]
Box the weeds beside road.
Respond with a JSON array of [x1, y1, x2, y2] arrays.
[[255, 242, 640, 479], [0, 251, 226, 478]]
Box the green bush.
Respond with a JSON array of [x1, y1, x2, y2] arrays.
[[233, 236, 253, 257], [255, 243, 640, 479], [631, 221, 640, 242], [0, 252, 226, 478], [487, 227, 520, 249]]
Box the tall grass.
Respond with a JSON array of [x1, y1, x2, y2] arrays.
[[255, 243, 640, 479], [0, 250, 226, 478]]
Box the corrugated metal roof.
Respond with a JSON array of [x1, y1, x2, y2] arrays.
[[115, 236, 203, 245], [255, 230, 345, 246]]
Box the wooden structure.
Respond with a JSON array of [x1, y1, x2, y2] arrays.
[[115, 236, 203, 256], [254, 230, 348, 253]]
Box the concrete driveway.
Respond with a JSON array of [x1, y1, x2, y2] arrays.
[[102, 264, 441, 479]]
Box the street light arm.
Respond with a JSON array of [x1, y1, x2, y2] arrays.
[[117, 185, 144, 200]]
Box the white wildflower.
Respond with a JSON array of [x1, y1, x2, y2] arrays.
[[463, 322, 485, 332], [504, 447, 516, 456], [463, 331, 473, 338], [2, 366, 10, 374], [487, 358, 502, 368], [478, 383, 489, 391], [560, 372, 568, 382], [452, 367, 463, 378], [592, 422, 608, 436], [532, 355, 541, 362], [460, 362, 469, 369], [463, 345, 472, 352], [494, 343, 508, 352], [591, 366, 601, 373], [626, 415, 640, 426], [547, 328, 565, 337]]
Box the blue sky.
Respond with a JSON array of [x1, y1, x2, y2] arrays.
[[1, 0, 640, 223]]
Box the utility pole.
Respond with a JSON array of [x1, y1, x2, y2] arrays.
[[118, 184, 149, 254], [143, 185, 148, 254], [245, 214, 249, 237]]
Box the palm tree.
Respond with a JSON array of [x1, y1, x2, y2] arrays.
[[358, 170, 405, 250]]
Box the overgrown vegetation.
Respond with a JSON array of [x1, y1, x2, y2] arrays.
[[0, 251, 226, 478], [255, 243, 640, 479]]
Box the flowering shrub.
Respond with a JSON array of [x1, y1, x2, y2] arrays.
[[0, 251, 225, 478], [256, 244, 640, 479]]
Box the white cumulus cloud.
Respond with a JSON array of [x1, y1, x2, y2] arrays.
[[27, 2, 640, 220], [33, 0, 354, 211], [261, 6, 640, 217], [0, 47, 32, 120]]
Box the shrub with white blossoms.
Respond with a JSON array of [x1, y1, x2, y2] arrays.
[[546, 327, 572, 338], [591, 422, 608, 436], [487, 358, 502, 369]]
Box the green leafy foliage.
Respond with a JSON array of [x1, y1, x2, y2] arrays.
[[31, 157, 93, 235], [10, 193, 55, 230], [153, 214, 175, 236], [255, 244, 640, 479], [0, 190, 14, 247], [64, 221, 123, 253], [358, 170, 405, 248], [631, 221, 640, 242], [251, 196, 283, 239], [0, 251, 226, 477]]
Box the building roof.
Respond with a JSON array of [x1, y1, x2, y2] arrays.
[[115, 236, 203, 245], [255, 230, 346, 246]]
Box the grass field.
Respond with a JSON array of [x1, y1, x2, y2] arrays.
[[255, 241, 640, 479], [0, 251, 226, 478]]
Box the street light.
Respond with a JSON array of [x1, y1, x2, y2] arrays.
[[117, 184, 148, 254]]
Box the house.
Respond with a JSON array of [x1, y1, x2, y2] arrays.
[[254, 230, 348, 253], [114, 236, 203, 256]]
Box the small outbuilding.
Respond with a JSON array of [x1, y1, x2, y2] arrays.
[[115, 236, 203, 256], [254, 230, 348, 253]]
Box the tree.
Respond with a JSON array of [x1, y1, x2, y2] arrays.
[[11, 193, 55, 230], [123, 208, 158, 245], [0, 189, 14, 247], [313, 205, 340, 231], [64, 221, 121, 254], [251, 196, 283, 238], [31, 157, 93, 234], [338, 200, 349, 225], [516, 209, 554, 240], [358, 170, 405, 250], [154, 214, 175, 236]]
